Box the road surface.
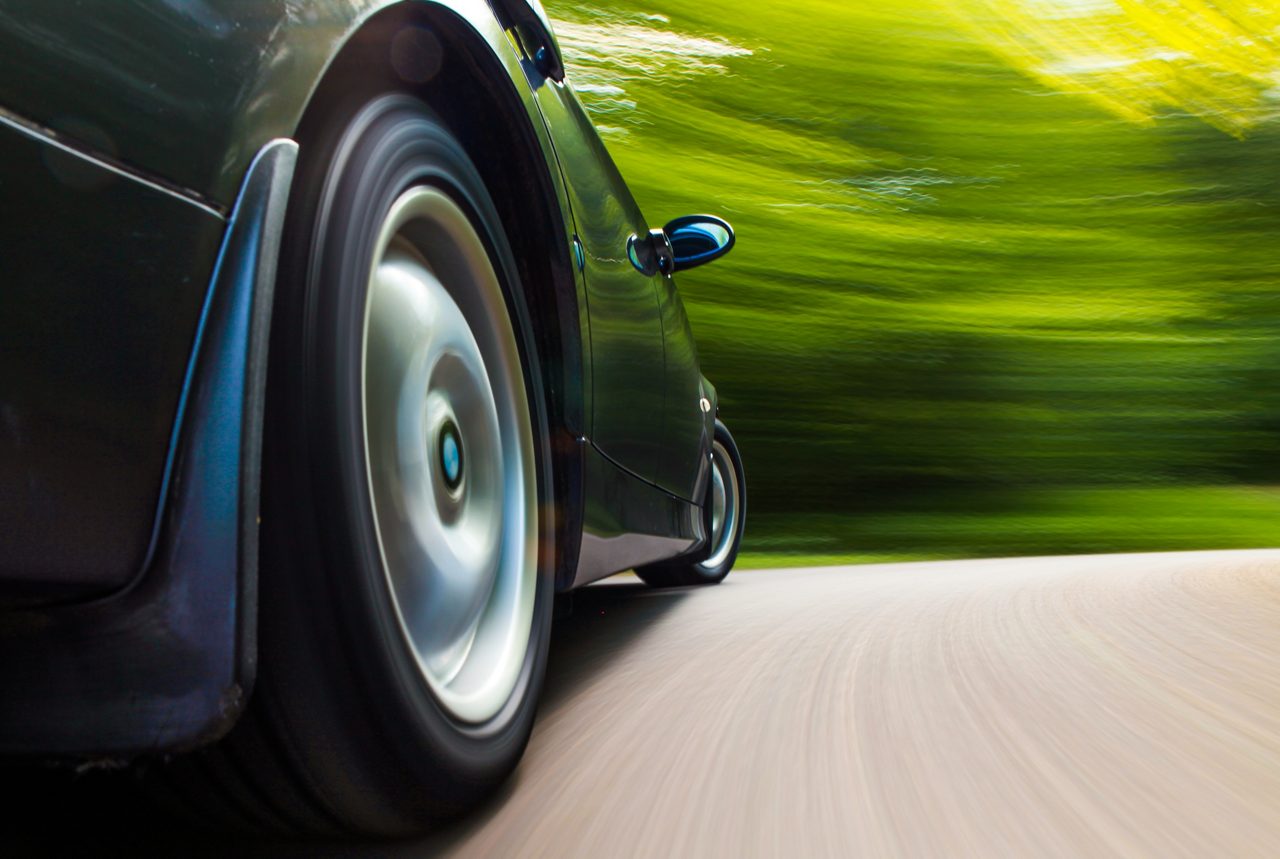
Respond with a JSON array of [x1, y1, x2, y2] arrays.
[[420, 551, 1280, 857], [14, 550, 1280, 856]]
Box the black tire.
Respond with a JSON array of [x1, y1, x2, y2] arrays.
[[636, 419, 746, 588], [154, 95, 555, 836]]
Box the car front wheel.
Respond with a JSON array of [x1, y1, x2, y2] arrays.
[[156, 94, 554, 836]]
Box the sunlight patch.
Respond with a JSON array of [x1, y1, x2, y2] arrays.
[[947, 0, 1280, 135]]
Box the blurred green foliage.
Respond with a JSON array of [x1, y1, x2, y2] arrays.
[[545, 0, 1280, 561]]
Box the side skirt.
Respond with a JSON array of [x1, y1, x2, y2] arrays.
[[0, 140, 297, 756], [571, 441, 706, 588]]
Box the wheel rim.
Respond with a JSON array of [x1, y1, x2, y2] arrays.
[[361, 186, 536, 724], [700, 439, 739, 571]]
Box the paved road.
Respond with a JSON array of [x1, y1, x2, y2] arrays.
[[14, 551, 1280, 856], [415, 550, 1280, 857]]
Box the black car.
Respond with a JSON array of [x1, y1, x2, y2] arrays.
[[0, 0, 745, 834]]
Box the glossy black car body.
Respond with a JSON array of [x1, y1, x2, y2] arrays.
[[0, 0, 731, 762]]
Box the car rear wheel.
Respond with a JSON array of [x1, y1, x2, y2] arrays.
[[153, 94, 554, 836], [636, 419, 745, 587]]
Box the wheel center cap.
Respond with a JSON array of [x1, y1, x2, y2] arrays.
[[439, 420, 463, 491]]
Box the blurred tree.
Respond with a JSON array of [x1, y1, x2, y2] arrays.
[[546, 0, 1280, 557]]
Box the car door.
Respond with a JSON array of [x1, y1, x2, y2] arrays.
[[655, 278, 709, 501]]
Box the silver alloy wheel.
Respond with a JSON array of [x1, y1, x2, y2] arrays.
[[699, 439, 739, 571], [361, 186, 536, 724]]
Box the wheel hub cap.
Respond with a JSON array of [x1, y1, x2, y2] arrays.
[[362, 186, 536, 724]]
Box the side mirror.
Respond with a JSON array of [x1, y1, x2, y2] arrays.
[[664, 215, 735, 272]]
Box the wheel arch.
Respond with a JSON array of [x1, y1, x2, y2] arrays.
[[284, 1, 587, 590]]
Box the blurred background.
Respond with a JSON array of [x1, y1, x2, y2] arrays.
[[545, 0, 1280, 566]]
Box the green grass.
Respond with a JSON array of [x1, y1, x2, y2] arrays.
[[738, 486, 1280, 567]]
